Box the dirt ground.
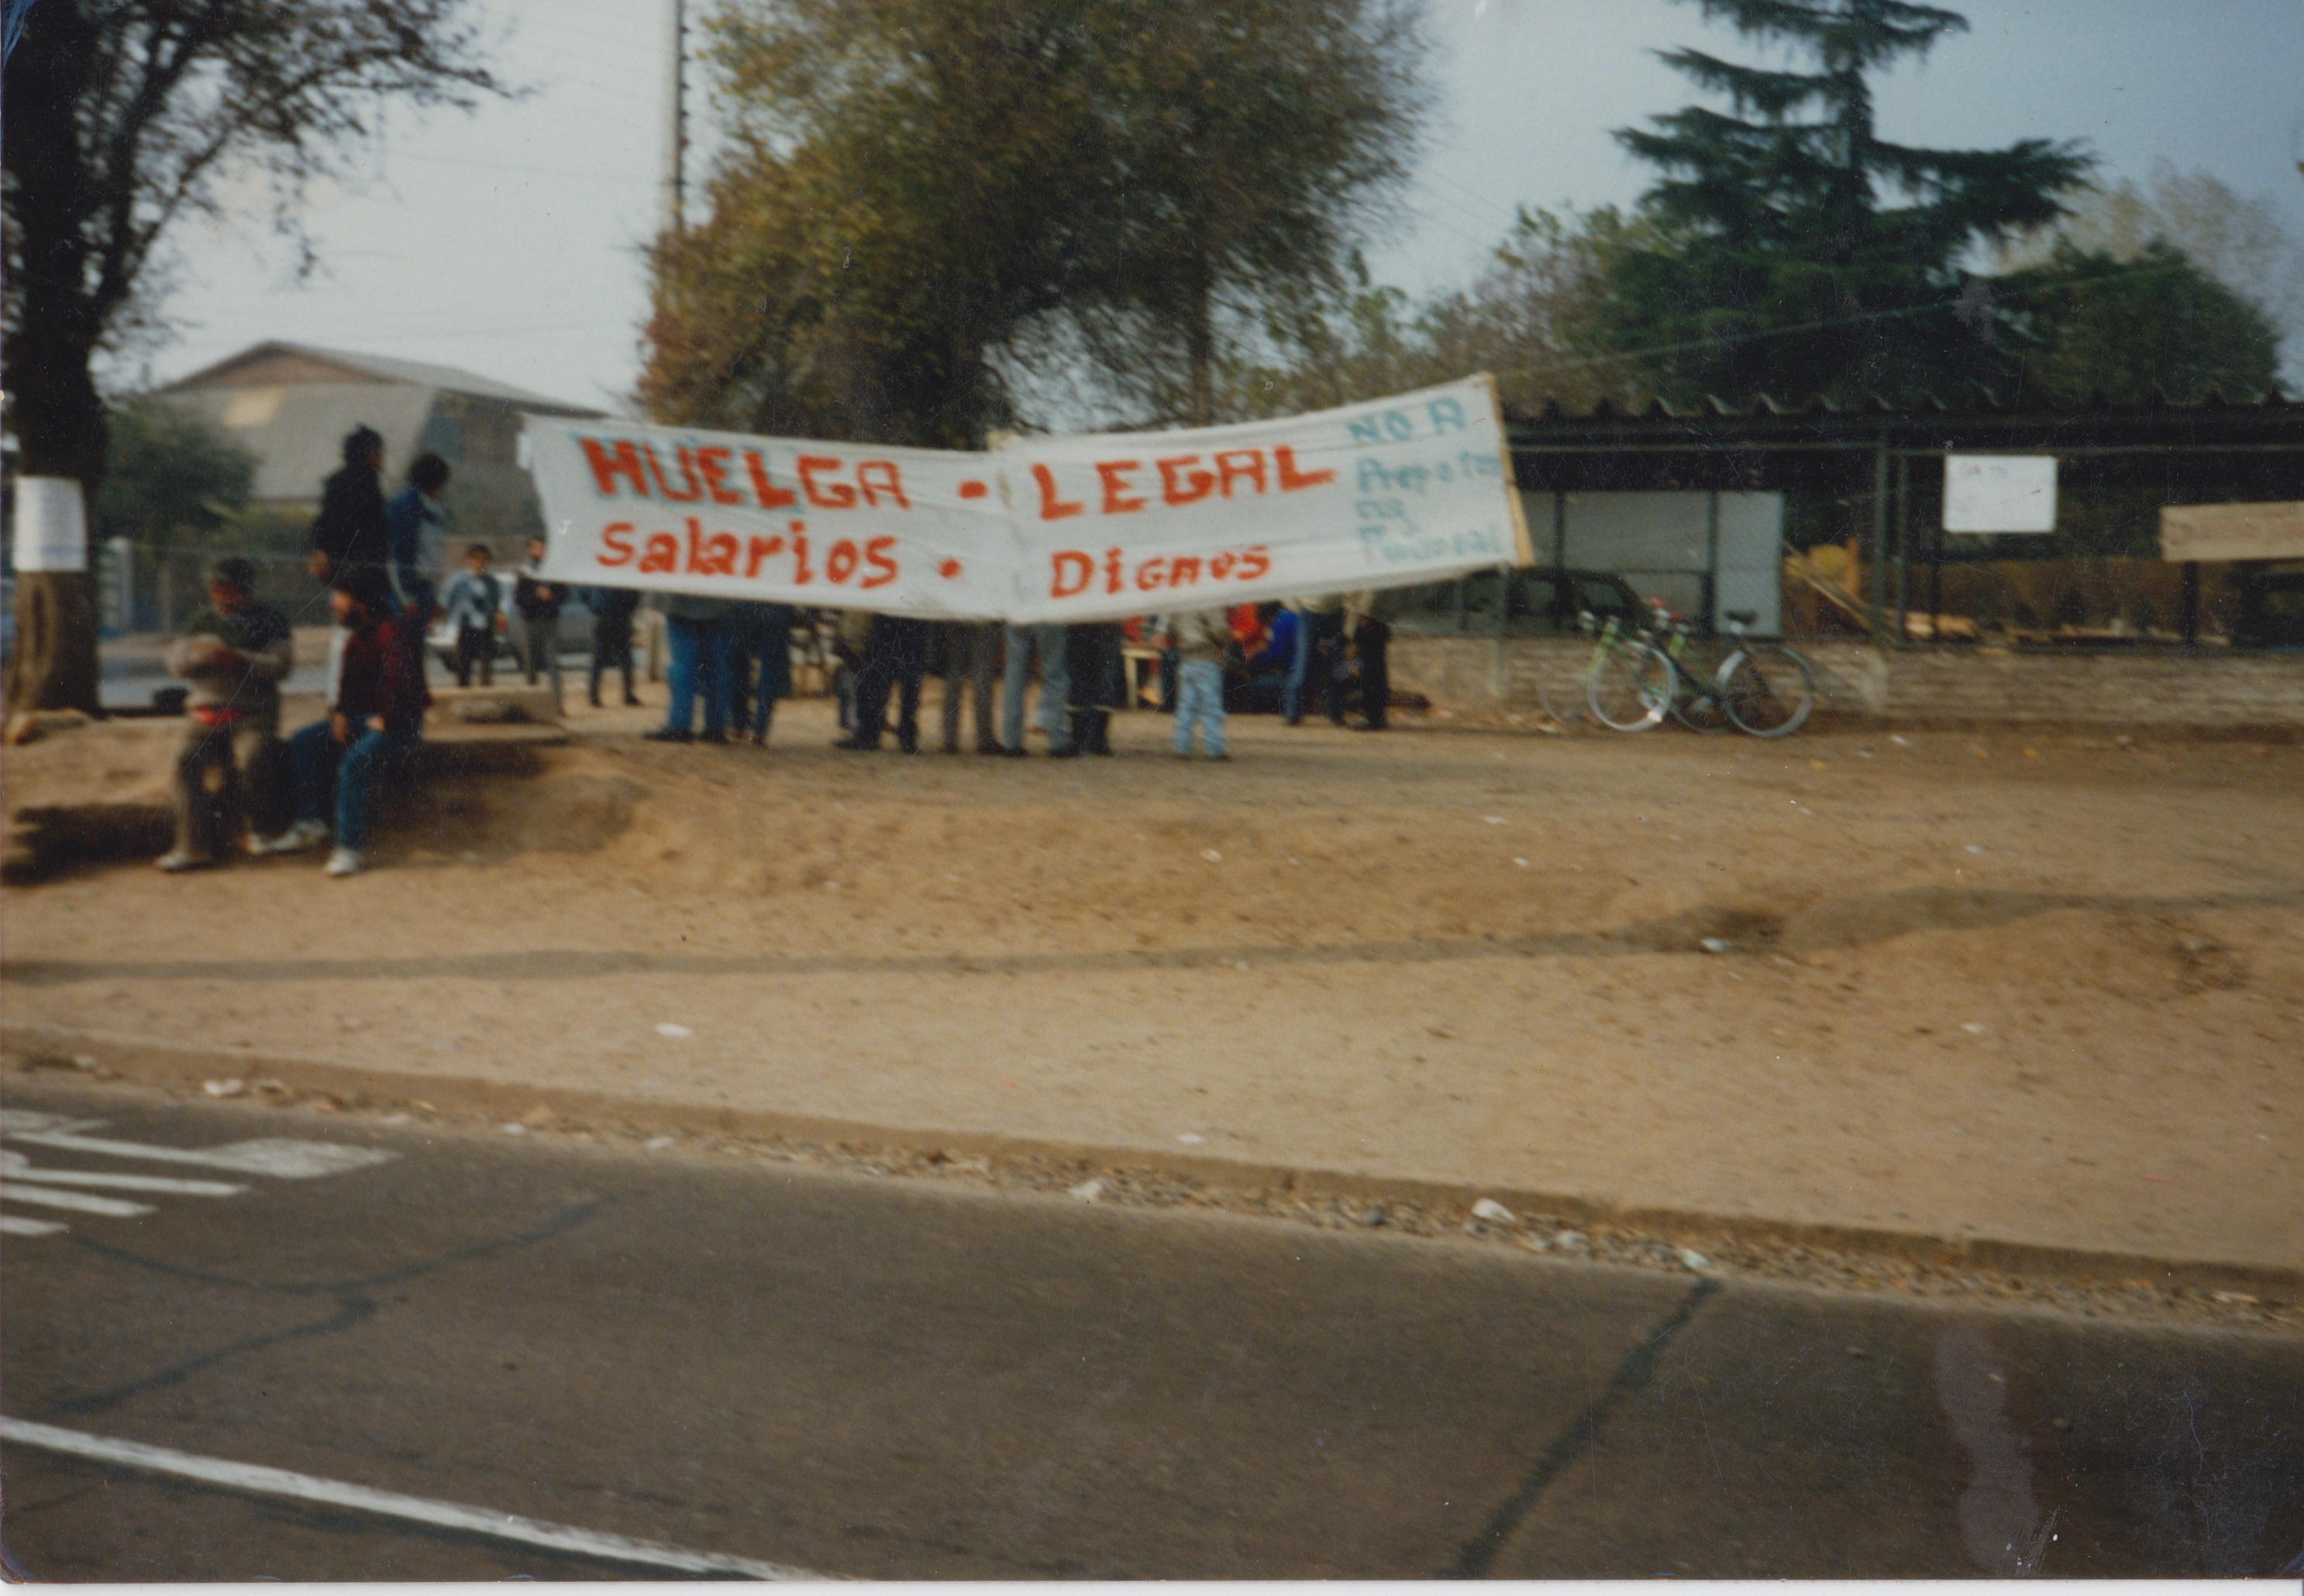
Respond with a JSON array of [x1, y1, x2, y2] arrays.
[[3, 687, 2299, 1274]]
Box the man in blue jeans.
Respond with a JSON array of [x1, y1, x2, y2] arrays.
[[272, 567, 428, 878], [646, 593, 736, 744], [1283, 594, 1347, 725], [999, 621, 1073, 757]]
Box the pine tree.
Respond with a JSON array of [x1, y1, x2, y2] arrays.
[[1604, 0, 2089, 404]]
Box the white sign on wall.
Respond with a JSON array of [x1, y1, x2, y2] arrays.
[[1943, 454, 2058, 535], [10, 477, 90, 572]]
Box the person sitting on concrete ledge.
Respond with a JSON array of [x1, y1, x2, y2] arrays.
[[270, 566, 430, 878], [157, 557, 294, 872]]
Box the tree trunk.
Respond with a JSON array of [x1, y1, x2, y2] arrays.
[[2, 2, 108, 715], [1186, 258, 1215, 428], [2, 328, 109, 713], [3, 338, 107, 714]]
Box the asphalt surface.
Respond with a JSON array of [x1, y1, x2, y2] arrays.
[[2, 1082, 2299, 1580]]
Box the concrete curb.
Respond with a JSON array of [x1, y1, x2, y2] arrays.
[[8, 1022, 2298, 1302]]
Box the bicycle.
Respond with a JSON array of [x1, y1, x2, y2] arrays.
[[1645, 604, 1735, 734], [1552, 603, 1816, 738], [1539, 610, 1679, 731], [1713, 611, 1817, 738]]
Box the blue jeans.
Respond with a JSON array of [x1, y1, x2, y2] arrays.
[[1173, 659, 1226, 756], [665, 616, 732, 736], [1000, 623, 1071, 752], [289, 720, 418, 852], [1282, 614, 1312, 723]]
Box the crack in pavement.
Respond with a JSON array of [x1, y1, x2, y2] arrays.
[[62, 1197, 610, 1296], [1441, 1278, 1720, 1580], [33, 1200, 609, 1419]]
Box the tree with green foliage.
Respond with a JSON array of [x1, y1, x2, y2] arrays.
[[1603, 0, 2090, 404], [1997, 162, 2302, 394], [2, 0, 505, 711], [639, 0, 1428, 442], [91, 400, 258, 631], [2006, 242, 2282, 404], [1222, 206, 1651, 420]]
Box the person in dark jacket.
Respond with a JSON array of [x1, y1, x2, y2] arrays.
[[386, 452, 450, 621], [308, 425, 391, 581], [585, 584, 643, 708], [839, 614, 929, 752], [728, 600, 796, 745], [275, 566, 429, 878], [513, 535, 566, 708], [1064, 621, 1126, 756]]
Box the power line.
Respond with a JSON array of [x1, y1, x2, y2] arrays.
[[1492, 257, 2196, 383]]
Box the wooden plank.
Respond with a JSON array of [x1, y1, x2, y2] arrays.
[[2158, 501, 2304, 562]]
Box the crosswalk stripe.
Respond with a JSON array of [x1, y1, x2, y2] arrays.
[[5, 1130, 396, 1179], [0, 1216, 68, 1237], [2, 1151, 243, 1196], [1, 1185, 155, 1218], [0, 1419, 835, 1581]]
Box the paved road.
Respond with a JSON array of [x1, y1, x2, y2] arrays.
[[3, 1082, 2299, 1580]]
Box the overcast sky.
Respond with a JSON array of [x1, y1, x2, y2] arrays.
[[134, 0, 2304, 414]]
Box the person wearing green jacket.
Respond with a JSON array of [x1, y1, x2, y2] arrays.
[[157, 557, 294, 870]]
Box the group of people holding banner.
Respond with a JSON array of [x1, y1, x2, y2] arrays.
[[635, 595, 1392, 760]]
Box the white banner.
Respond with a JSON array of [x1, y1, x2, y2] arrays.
[[529, 425, 1013, 616], [10, 477, 90, 573], [529, 376, 1531, 621], [996, 377, 1530, 623]]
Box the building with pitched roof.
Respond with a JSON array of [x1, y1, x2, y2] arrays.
[[155, 341, 608, 549]]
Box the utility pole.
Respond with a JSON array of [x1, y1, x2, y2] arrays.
[[662, 0, 686, 235]]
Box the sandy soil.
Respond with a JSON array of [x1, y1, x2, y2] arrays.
[[4, 688, 2299, 1271]]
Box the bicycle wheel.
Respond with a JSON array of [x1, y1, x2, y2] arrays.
[[1669, 650, 1734, 734], [1588, 642, 1676, 731], [1537, 648, 1596, 724], [1723, 643, 1816, 737]]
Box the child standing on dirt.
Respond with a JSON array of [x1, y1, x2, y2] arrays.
[[440, 543, 505, 687], [514, 535, 566, 710], [1157, 607, 1232, 760]]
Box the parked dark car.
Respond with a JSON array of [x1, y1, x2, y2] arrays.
[[1383, 566, 1647, 637]]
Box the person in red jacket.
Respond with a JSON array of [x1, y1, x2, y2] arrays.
[[272, 566, 429, 877]]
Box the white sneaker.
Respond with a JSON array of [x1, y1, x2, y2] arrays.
[[324, 848, 363, 878], [156, 850, 214, 872], [267, 820, 329, 855]]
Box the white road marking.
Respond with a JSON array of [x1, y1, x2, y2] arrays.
[[0, 1111, 108, 1137], [0, 1216, 68, 1237], [1, 1150, 244, 1196], [0, 1419, 834, 1581], [5, 1129, 395, 1179], [1, 1185, 155, 1218]]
